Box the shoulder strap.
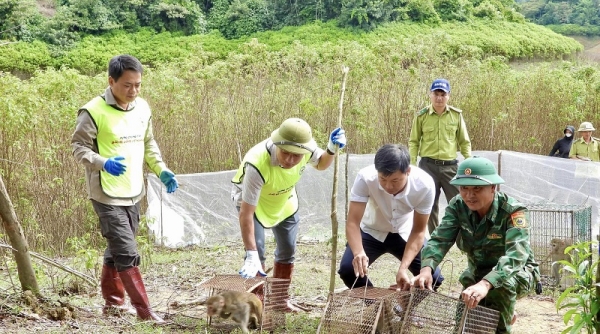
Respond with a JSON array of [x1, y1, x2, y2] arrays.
[[448, 105, 462, 113]]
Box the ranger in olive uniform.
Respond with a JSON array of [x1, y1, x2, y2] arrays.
[[408, 79, 471, 235], [412, 157, 540, 334], [569, 121, 600, 162]]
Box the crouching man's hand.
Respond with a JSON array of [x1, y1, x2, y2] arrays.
[[411, 267, 434, 291]]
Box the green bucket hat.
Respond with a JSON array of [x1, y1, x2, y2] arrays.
[[450, 156, 505, 186], [271, 118, 317, 155]]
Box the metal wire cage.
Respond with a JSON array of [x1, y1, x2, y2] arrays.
[[526, 203, 592, 287], [199, 274, 289, 332], [317, 287, 499, 334]]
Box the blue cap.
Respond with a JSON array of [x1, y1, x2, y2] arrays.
[[430, 79, 450, 93]]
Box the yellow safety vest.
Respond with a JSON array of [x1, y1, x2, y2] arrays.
[[232, 140, 311, 227], [83, 96, 150, 198]]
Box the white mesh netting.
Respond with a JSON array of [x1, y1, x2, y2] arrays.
[[145, 150, 600, 247]]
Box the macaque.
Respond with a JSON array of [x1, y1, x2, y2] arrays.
[[547, 238, 573, 286], [206, 290, 263, 333]]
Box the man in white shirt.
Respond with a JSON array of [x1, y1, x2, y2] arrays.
[[338, 144, 444, 290]]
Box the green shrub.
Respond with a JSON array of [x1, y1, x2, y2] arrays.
[[434, 0, 473, 21], [148, 0, 207, 34], [555, 241, 600, 334], [207, 0, 274, 38]]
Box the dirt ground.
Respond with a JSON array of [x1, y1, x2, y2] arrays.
[[0, 241, 568, 333]]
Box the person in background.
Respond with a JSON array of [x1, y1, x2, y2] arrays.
[[337, 144, 444, 291], [412, 157, 540, 334], [72, 54, 178, 323], [569, 121, 600, 162], [549, 125, 575, 158], [231, 118, 346, 312], [408, 78, 471, 236]]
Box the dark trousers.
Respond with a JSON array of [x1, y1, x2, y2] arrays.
[[338, 230, 444, 289], [418, 159, 460, 235], [91, 200, 141, 272]]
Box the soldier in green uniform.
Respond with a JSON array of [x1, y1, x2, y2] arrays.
[[408, 78, 471, 235], [569, 121, 600, 162], [412, 157, 540, 334]]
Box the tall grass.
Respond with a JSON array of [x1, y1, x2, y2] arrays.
[[0, 24, 596, 254]]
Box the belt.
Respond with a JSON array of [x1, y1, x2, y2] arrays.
[[421, 157, 458, 166]]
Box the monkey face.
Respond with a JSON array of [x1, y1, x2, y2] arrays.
[[550, 240, 562, 252], [206, 296, 225, 316]]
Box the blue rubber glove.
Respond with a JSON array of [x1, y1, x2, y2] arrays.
[[159, 170, 179, 194], [103, 156, 127, 176], [327, 127, 347, 153], [239, 250, 266, 278]]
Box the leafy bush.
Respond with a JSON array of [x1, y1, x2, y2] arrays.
[[555, 241, 600, 334], [434, 0, 473, 21], [547, 24, 600, 37], [148, 0, 207, 34], [0, 0, 44, 41], [473, 0, 503, 20], [338, 0, 402, 29], [207, 0, 274, 38], [402, 0, 441, 23]]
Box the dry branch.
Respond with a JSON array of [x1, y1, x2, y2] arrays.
[[0, 243, 96, 288]]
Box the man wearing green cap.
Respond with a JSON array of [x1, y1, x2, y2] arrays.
[[231, 118, 346, 311], [412, 156, 540, 334], [408, 78, 471, 235]]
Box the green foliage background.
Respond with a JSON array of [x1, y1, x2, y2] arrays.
[[0, 0, 527, 43], [0, 19, 591, 253], [0, 20, 583, 74], [0, 2, 591, 258], [519, 0, 600, 36]]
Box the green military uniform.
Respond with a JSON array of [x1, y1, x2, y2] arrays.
[[408, 105, 472, 234], [421, 157, 540, 334], [568, 137, 600, 162]]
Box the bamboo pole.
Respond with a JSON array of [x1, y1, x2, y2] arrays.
[[329, 66, 349, 293]]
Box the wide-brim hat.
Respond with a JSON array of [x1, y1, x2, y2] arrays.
[[578, 121, 595, 132], [450, 157, 505, 186], [271, 118, 317, 155]]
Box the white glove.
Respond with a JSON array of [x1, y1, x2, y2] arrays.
[[239, 250, 266, 278], [327, 127, 346, 153]]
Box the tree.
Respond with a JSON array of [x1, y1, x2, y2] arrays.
[[339, 0, 403, 29], [0, 0, 44, 41], [0, 175, 38, 294], [207, 0, 274, 38], [149, 0, 207, 34], [434, 0, 472, 21]]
